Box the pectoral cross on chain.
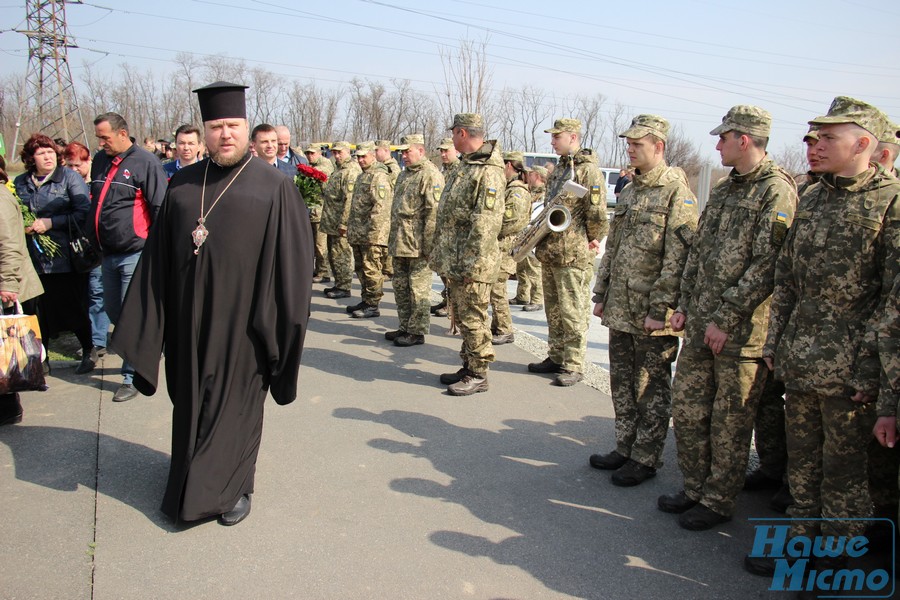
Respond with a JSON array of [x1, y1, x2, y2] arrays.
[[192, 218, 209, 255]]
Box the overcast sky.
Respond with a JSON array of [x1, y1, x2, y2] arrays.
[[1, 0, 898, 161]]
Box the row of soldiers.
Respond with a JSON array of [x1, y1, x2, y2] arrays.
[[303, 97, 898, 588]]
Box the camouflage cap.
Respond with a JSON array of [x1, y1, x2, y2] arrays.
[[303, 143, 324, 154], [544, 118, 582, 134], [710, 105, 772, 138], [531, 165, 548, 179], [503, 151, 526, 164], [802, 126, 819, 144], [809, 96, 889, 140], [447, 113, 484, 131], [395, 134, 425, 150], [353, 141, 376, 156], [878, 121, 900, 145], [436, 137, 454, 150], [331, 140, 353, 152], [374, 139, 392, 149], [619, 114, 670, 141]]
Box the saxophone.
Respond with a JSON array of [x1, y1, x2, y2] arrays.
[[509, 157, 588, 262]]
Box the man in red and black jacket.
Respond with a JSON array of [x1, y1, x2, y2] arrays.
[[89, 112, 168, 403]]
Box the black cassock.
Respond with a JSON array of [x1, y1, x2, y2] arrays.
[[114, 153, 313, 521]]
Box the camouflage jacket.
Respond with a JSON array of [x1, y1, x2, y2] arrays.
[[498, 178, 532, 274], [309, 156, 335, 178], [530, 184, 546, 205], [388, 158, 443, 259], [876, 274, 900, 416], [319, 157, 362, 236], [347, 162, 392, 246], [766, 165, 900, 397], [431, 140, 506, 283], [441, 158, 461, 178], [382, 158, 400, 188], [534, 148, 609, 267], [593, 162, 699, 336], [680, 157, 798, 357]]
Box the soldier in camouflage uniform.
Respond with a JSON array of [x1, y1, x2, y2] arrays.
[[375, 140, 400, 280], [873, 274, 900, 448], [432, 114, 506, 396], [588, 115, 699, 487], [304, 144, 335, 283], [490, 151, 532, 345], [528, 118, 609, 386], [385, 134, 443, 347], [319, 140, 362, 299], [431, 137, 462, 318], [873, 121, 899, 176], [659, 106, 798, 532], [746, 97, 900, 577], [512, 166, 546, 311], [346, 141, 392, 318]]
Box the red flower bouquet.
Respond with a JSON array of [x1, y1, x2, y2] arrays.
[[295, 164, 328, 208]]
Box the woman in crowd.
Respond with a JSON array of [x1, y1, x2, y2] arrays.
[[63, 141, 109, 358], [13, 133, 94, 374], [0, 155, 44, 425]]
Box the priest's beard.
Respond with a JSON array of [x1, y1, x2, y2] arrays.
[[211, 139, 249, 167]]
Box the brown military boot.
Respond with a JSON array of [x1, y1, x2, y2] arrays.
[[447, 372, 488, 396]]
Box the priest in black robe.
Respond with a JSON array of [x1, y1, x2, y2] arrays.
[[113, 82, 313, 525]]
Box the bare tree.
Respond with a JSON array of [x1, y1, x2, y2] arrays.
[[772, 141, 806, 177], [437, 37, 494, 121]]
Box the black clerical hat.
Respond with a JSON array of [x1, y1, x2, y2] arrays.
[[193, 81, 249, 121]]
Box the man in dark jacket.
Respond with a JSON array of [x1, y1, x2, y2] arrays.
[[89, 112, 168, 403]]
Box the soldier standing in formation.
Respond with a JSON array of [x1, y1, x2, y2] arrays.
[[659, 106, 798, 531], [385, 134, 443, 346], [304, 144, 335, 284], [528, 118, 608, 387], [375, 140, 400, 281], [490, 151, 531, 346], [747, 97, 900, 578], [589, 115, 698, 487], [319, 140, 361, 300], [346, 141, 392, 319], [511, 165, 546, 312], [431, 137, 462, 318], [433, 113, 506, 396]]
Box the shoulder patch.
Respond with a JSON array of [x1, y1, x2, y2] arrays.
[[683, 198, 695, 206], [377, 185, 385, 199], [590, 185, 601, 205], [347, 181, 355, 193], [485, 187, 497, 209], [774, 211, 787, 223], [433, 184, 442, 201]]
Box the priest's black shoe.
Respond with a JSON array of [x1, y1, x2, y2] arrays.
[[588, 450, 628, 470], [346, 301, 367, 314], [440, 367, 468, 385], [611, 459, 656, 487], [394, 333, 424, 347], [351, 305, 380, 319], [447, 373, 488, 396], [384, 329, 405, 341], [0, 393, 23, 426], [743, 468, 783, 491], [326, 288, 350, 299], [527, 357, 563, 374], [218, 494, 252, 526], [491, 333, 515, 345], [75, 354, 96, 375], [657, 490, 698, 514], [678, 503, 731, 531], [553, 370, 583, 386]]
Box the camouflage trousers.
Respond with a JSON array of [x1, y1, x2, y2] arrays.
[[514, 255, 543, 304], [785, 390, 875, 539], [448, 278, 494, 376], [393, 256, 431, 336], [752, 373, 787, 479], [311, 220, 331, 279], [352, 244, 387, 306], [672, 346, 768, 516], [326, 234, 353, 292], [383, 255, 394, 277], [490, 269, 513, 336], [868, 439, 900, 509], [541, 264, 592, 373], [609, 329, 678, 469]]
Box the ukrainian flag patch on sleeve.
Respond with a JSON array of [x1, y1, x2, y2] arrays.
[[683, 198, 695, 206], [590, 185, 601, 205], [775, 211, 788, 223], [485, 187, 497, 209]]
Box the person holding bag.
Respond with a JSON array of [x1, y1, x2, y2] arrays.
[[13, 133, 94, 375], [0, 155, 44, 425]]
